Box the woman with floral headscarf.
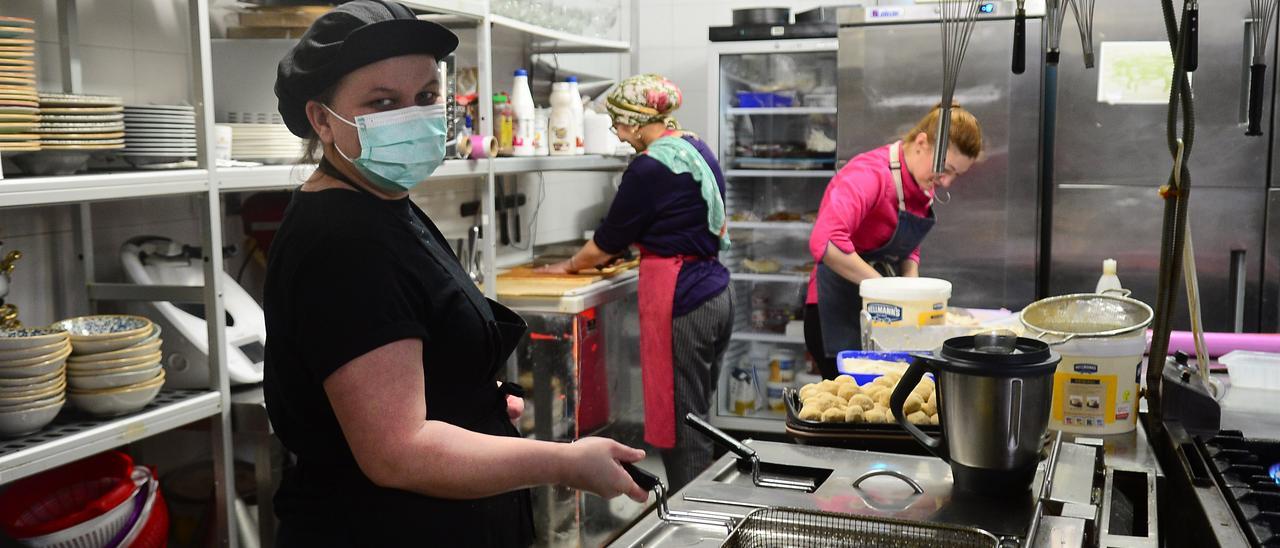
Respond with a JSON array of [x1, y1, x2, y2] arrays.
[[541, 74, 732, 491]]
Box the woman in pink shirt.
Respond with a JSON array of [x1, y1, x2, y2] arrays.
[[804, 105, 983, 378]]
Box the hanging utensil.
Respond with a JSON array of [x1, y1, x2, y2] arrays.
[[1067, 0, 1097, 68], [1045, 0, 1067, 65], [1248, 0, 1276, 136], [1012, 0, 1027, 74], [934, 0, 983, 176]]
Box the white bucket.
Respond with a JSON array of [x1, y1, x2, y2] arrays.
[[1049, 331, 1146, 434], [859, 277, 952, 327]]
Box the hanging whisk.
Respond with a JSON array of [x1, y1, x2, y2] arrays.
[[1068, 0, 1097, 68], [1248, 0, 1276, 136], [934, 0, 982, 176]]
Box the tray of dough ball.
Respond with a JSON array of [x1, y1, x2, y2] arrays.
[[784, 353, 942, 447]]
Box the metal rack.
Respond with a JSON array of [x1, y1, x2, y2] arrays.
[[0, 1, 631, 546]]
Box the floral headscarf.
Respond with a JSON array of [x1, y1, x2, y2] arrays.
[[606, 73, 683, 129]]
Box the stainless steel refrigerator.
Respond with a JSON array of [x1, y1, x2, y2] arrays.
[[1048, 0, 1270, 333], [836, 2, 1044, 310]]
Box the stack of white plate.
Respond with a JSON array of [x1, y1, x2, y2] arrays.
[[121, 104, 196, 167], [0, 16, 38, 155], [224, 122, 304, 164], [35, 93, 126, 152]]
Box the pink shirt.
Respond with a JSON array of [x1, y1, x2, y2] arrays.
[[806, 142, 933, 304]]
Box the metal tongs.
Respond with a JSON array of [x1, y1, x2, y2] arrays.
[[685, 413, 816, 492], [621, 462, 741, 528]]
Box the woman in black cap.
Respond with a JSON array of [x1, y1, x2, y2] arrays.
[[264, 2, 647, 545]]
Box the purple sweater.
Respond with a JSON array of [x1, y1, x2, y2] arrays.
[[592, 135, 731, 317]]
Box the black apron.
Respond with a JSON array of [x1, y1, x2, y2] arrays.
[[816, 141, 937, 357], [279, 161, 534, 547]]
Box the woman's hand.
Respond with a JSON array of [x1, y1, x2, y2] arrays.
[[535, 260, 575, 275], [560, 437, 649, 502], [506, 394, 525, 422]]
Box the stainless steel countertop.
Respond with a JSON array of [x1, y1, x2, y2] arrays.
[[498, 271, 638, 314], [609, 423, 1162, 547]]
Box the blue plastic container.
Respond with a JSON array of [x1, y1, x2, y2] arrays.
[[835, 350, 933, 385], [735, 91, 794, 108]]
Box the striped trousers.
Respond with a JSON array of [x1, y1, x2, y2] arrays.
[[661, 285, 733, 493]]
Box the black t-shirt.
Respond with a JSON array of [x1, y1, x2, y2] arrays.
[[262, 186, 532, 546]]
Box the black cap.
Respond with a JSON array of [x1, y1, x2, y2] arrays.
[[274, 0, 459, 138]]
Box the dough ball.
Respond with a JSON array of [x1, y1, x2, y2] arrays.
[[863, 407, 887, 424], [930, 414, 940, 425], [885, 409, 898, 424], [903, 394, 924, 415], [834, 374, 857, 385], [805, 397, 835, 413], [818, 380, 841, 395], [884, 371, 904, 384], [871, 376, 895, 388], [911, 384, 932, 400], [875, 391, 892, 408], [907, 411, 931, 425], [864, 386, 888, 401], [922, 400, 937, 416], [821, 407, 846, 423], [925, 390, 935, 404], [849, 393, 875, 411], [799, 405, 823, 421], [798, 384, 822, 400], [836, 384, 860, 401], [844, 406, 865, 423]]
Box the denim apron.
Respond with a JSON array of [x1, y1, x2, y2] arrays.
[[816, 141, 936, 356]]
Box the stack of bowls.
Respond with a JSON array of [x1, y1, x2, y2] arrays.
[[0, 327, 71, 438], [52, 315, 166, 418]]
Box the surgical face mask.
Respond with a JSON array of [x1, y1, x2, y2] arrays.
[[324, 103, 448, 193]]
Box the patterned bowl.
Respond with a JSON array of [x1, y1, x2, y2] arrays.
[[67, 351, 163, 374], [0, 340, 71, 369], [68, 339, 162, 365], [52, 315, 152, 341], [0, 366, 64, 388], [68, 371, 165, 417], [0, 338, 74, 362], [51, 316, 154, 355], [0, 328, 70, 352], [0, 346, 72, 379], [0, 398, 64, 439]]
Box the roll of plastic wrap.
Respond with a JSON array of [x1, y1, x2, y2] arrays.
[[1153, 330, 1280, 357], [458, 134, 496, 159]]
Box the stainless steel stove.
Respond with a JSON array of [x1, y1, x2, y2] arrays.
[[1203, 431, 1280, 546], [608, 430, 1160, 547]]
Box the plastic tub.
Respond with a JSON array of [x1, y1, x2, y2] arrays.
[[1049, 331, 1146, 434], [859, 277, 952, 327], [1219, 351, 1280, 390], [768, 350, 795, 382], [765, 381, 787, 412]]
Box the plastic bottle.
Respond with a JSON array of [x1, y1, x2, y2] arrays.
[[1095, 258, 1123, 294], [566, 76, 586, 155], [533, 108, 549, 156], [493, 93, 514, 157], [548, 82, 576, 156], [510, 69, 536, 157]]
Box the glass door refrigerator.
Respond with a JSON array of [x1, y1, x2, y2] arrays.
[[707, 38, 838, 433]]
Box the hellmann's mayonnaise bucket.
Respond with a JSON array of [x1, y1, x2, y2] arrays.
[[859, 277, 952, 327], [1049, 331, 1146, 434]]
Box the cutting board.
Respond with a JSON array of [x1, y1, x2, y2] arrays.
[[494, 258, 639, 297]]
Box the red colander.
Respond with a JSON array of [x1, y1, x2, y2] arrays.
[[0, 451, 135, 538]]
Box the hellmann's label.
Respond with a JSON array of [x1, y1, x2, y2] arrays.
[[867, 302, 903, 325]]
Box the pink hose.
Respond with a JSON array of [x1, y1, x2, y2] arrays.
[[1152, 330, 1280, 357]]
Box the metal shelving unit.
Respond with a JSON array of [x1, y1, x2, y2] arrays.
[[216, 156, 629, 193], [0, 390, 220, 484], [730, 272, 808, 283], [723, 169, 834, 179], [489, 14, 630, 54], [727, 221, 813, 230], [0, 170, 210, 208], [726, 107, 837, 115], [731, 331, 805, 344]]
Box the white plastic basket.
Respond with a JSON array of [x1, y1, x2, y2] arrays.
[[1220, 350, 1280, 391], [21, 468, 147, 548]]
